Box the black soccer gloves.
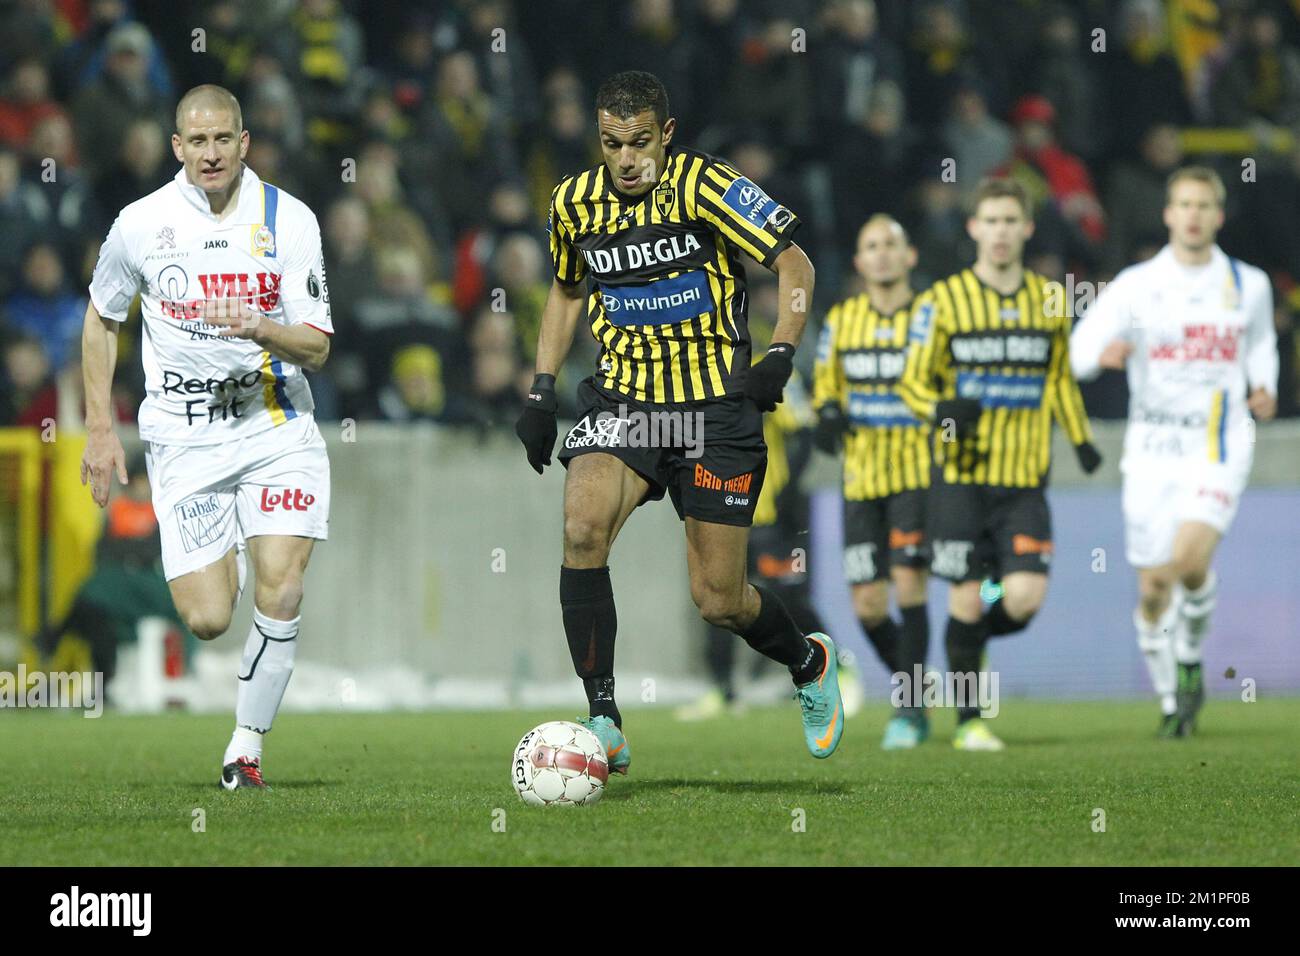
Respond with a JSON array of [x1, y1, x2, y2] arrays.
[[935, 397, 983, 439], [1074, 441, 1103, 474], [813, 404, 848, 455], [515, 373, 558, 475], [745, 343, 795, 413]]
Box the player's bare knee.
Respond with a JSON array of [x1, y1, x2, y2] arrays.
[[1001, 592, 1041, 622], [254, 575, 304, 620], [182, 606, 231, 641], [949, 584, 983, 623], [694, 585, 745, 630], [562, 514, 612, 566]]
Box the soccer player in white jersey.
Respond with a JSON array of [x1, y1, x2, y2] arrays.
[[80, 85, 334, 787], [1071, 166, 1277, 738]]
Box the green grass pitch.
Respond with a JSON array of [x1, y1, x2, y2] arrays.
[[4, 699, 1298, 866]]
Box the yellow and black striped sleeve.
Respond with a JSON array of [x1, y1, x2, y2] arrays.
[[1046, 315, 1093, 446], [547, 182, 587, 286], [897, 288, 950, 422], [689, 159, 800, 269], [811, 304, 844, 411]]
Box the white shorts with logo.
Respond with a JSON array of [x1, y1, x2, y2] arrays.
[[145, 413, 331, 581], [1121, 453, 1249, 569]]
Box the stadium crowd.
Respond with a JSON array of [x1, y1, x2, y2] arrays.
[[1, 0, 1297, 430]]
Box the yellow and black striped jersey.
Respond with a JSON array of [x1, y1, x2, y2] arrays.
[[753, 370, 814, 528], [898, 268, 1093, 487], [813, 291, 931, 499], [547, 144, 801, 403]]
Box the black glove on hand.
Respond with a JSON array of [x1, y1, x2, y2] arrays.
[[745, 343, 795, 412], [935, 397, 983, 439], [1074, 441, 1103, 474], [515, 374, 558, 475], [813, 404, 848, 455]]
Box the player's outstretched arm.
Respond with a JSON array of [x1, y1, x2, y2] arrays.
[[745, 243, 814, 412], [80, 300, 127, 508], [515, 278, 586, 474]]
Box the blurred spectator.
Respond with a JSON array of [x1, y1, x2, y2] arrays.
[[269, 0, 366, 149], [95, 118, 168, 233], [1033, 5, 1102, 164], [466, 306, 527, 428], [908, 176, 970, 287], [830, 79, 917, 251], [1211, 7, 1300, 127], [941, 78, 1012, 199], [56, 1, 174, 100], [375, 342, 472, 424], [999, 95, 1106, 246], [417, 50, 514, 234], [354, 139, 444, 282], [725, 14, 814, 154], [905, 2, 1004, 132], [0, 331, 53, 426], [1104, 124, 1184, 272], [489, 232, 548, 366], [0, 58, 65, 149], [71, 22, 173, 188], [355, 245, 462, 412], [5, 243, 86, 371], [1103, 0, 1193, 161], [0, 146, 40, 298], [815, 0, 904, 142], [524, 68, 597, 217]]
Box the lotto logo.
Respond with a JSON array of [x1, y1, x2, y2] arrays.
[[260, 488, 316, 512]]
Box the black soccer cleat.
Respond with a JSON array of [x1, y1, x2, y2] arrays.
[[1156, 712, 1186, 740], [1175, 662, 1205, 735], [220, 756, 269, 791]]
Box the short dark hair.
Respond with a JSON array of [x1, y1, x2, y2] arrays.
[[595, 71, 670, 127], [969, 176, 1033, 219]]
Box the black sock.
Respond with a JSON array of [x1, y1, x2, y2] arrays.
[[705, 625, 736, 701], [896, 604, 930, 716], [736, 584, 819, 683], [945, 615, 989, 724], [561, 565, 620, 727], [984, 600, 1030, 638], [861, 616, 900, 673]]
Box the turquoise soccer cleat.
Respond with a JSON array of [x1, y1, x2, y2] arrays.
[[881, 712, 928, 750], [578, 715, 631, 775], [795, 633, 844, 759]]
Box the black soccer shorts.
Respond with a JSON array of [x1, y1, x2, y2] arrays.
[[558, 377, 768, 527], [842, 489, 929, 585], [925, 470, 1053, 582]]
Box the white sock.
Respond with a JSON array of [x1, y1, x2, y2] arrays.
[[1176, 570, 1217, 665], [1135, 599, 1180, 715], [223, 726, 264, 766], [235, 607, 299, 735]]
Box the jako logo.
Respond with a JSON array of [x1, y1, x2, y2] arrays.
[[49, 886, 151, 936], [260, 488, 315, 512], [204, 239, 228, 249]]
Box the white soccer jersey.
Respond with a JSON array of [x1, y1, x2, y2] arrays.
[[1071, 244, 1276, 469], [89, 165, 333, 445]]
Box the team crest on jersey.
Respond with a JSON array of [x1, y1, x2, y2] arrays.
[[251, 224, 275, 256], [909, 302, 934, 343], [654, 182, 675, 218]]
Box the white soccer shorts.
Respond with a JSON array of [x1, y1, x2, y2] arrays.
[[1121, 457, 1248, 568], [144, 413, 331, 581]]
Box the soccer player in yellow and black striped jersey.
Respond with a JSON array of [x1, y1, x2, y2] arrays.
[[513, 71, 844, 769], [897, 177, 1102, 751], [812, 214, 932, 749]]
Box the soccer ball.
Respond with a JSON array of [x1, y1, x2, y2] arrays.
[[511, 721, 609, 807]]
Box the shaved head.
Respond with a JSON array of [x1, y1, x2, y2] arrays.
[[175, 84, 242, 134]]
